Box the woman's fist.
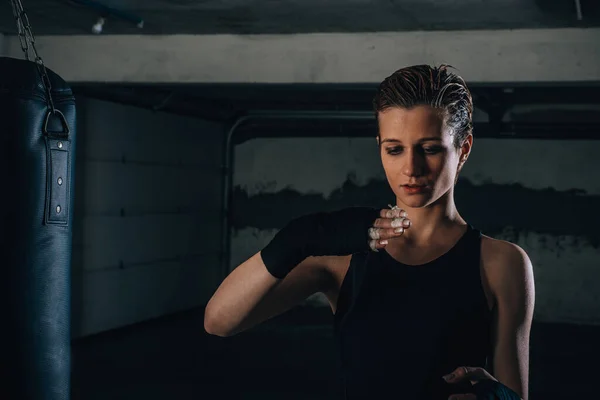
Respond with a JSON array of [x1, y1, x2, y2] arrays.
[[368, 205, 411, 251]]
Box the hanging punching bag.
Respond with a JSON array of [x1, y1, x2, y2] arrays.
[[1, 6, 76, 398]]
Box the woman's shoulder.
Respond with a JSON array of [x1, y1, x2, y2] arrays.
[[480, 234, 530, 263], [480, 234, 534, 295]]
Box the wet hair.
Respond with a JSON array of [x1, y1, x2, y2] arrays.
[[373, 64, 473, 148]]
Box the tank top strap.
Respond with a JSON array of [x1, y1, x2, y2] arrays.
[[465, 225, 483, 270], [451, 224, 492, 324], [449, 224, 481, 265]]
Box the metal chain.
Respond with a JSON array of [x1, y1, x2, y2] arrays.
[[10, 0, 56, 114]]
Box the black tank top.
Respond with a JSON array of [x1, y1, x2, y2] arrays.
[[333, 225, 492, 399]]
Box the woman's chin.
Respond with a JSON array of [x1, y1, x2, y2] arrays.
[[396, 193, 435, 209]]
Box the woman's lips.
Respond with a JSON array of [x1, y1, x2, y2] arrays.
[[401, 185, 429, 194]]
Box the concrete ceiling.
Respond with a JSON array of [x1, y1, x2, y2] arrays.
[[3, 1, 597, 139], [1, 0, 598, 35]]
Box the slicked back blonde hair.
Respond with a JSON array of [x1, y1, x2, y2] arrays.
[[373, 64, 473, 147]]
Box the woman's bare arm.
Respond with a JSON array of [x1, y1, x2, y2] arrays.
[[204, 207, 408, 337], [484, 238, 535, 400], [204, 252, 334, 337]]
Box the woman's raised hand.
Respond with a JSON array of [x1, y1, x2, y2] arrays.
[[368, 205, 411, 251]]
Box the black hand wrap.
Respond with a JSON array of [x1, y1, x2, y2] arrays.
[[260, 207, 380, 279], [473, 380, 522, 400]]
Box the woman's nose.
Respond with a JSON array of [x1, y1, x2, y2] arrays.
[[402, 151, 425, 177]]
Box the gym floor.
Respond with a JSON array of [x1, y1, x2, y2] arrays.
[[71, 306, 598, 400]]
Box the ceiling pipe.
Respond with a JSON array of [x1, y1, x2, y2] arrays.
[[574, 0, 583, 20]]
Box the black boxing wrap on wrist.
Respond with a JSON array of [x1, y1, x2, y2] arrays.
[[260, 207, 380, 279], [472, 380, 522, 400]]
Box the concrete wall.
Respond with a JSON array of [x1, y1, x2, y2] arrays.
[[4, 29, 600, 83], [231, 133, 600, 326], [71, 97, 224, 338]]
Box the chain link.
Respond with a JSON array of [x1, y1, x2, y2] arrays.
[[10, 0, 56, 114]]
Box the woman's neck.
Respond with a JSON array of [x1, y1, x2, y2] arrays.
[[393, 193, 465, 245]]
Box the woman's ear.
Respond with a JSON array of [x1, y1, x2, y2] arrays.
[[459, 134, 473, 165]]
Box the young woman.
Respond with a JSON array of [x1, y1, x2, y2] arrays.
[[204, 64, 535, 400]]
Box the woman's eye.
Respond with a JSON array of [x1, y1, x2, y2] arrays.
[[423, 146, 443, 154], [385, 146, 443, 155], [386, 147, 402, 155]]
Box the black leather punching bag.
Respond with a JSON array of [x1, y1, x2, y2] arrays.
[[1, 56, 75, 399]]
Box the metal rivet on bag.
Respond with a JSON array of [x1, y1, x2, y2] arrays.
[[58, 142, 63, 149], [57, 177, 63, 185], [56, 205, 61, 214]]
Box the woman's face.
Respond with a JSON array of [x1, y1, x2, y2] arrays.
[[377, 105, 471, 209]]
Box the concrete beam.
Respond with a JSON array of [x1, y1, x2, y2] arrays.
[[0, 34, 7, 57], [5, 28, 600, 84]]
